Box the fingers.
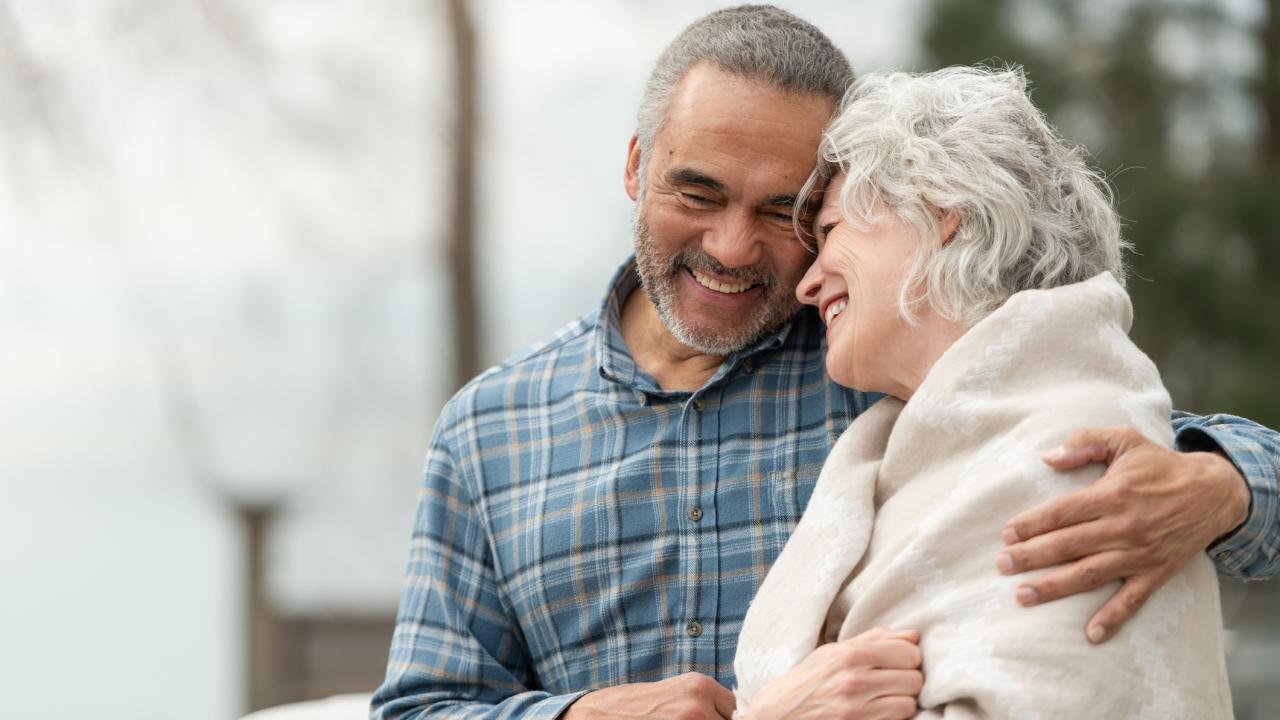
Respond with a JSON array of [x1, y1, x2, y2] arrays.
[[841, 628, 923, 670], [997, 517, 1123, 574], [852, 626, 919, 644], [861, 668, 925, 697], [1040, 425, 1143, 470], [674, 673, 734, 719], [884, 628, 920, 643], [864, 639, 923, 670], [1013, 549, 1131, 607], [862, 694, 920, 720], [707, 678, 737, 719], [1002, 485, 1108, 545], [751, 633, 925, 720], [1085, 573, 1163, 644]]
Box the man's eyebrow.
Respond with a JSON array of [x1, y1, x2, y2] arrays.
[[764, 194, 802, 207], [666, 168, 725, 193], [768, 194, 824, 220]]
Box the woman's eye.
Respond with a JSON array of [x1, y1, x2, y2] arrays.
[[819, 222, 839, 238]]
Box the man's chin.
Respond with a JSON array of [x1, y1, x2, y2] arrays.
[[662, 304, 793, 357], [636, 260, 801, 356]]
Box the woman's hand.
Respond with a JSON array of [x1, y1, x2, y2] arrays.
[[745, 627, 924, 720]]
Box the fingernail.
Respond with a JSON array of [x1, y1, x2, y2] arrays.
[[1016, 586, 1038, 606], [1043, 446, 1066, 462], [1087, 624, 1107, 643], [1001, 526, 1020, 545], [997, 553, 1014, 574]]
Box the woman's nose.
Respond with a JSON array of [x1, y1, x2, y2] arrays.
[[795, 260, 823, 306]]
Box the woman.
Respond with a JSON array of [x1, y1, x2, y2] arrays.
[[733, 66, 1232, 719]]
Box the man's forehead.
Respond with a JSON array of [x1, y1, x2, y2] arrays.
[[653, 65, 832, 181], [662, 65, 835, 134]]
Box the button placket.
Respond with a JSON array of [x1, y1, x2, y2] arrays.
[[676, 390, 705, 665]]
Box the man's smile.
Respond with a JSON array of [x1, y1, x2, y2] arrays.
[[687, 266, 758, 294]]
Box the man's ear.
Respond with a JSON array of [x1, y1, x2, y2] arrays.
[[624, 135, 642, 201], [940, 211, 961, 246]]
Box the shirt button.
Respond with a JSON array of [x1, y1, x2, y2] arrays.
[[686, 620, 703, 638], [743, 358, 754, 373], [692, 399, 705, 412], [687, 507, 703, 522]]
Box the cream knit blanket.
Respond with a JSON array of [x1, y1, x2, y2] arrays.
[[734, 273, 1232, 719]]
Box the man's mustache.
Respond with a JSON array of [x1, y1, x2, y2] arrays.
[[670, 249, 776, 289]]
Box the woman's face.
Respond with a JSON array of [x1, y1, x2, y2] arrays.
[[795, 174, 924, 393]]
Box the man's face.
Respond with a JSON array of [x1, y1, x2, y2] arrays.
[[626, 64, 836, 356]]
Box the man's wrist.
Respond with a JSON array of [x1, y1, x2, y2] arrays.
[[556, 690, 597, 719], [1205, 450, 1251, 541]]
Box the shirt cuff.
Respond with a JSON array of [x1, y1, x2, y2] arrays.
[[1175, 424, 1278, 578], [547, 690, 594, 719]]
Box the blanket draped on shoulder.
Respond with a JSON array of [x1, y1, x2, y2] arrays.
[[734, 273, 1232, 719]]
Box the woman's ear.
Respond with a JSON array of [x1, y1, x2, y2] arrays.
[[624, 136, 642, 201], [939, 211, 961, 246]]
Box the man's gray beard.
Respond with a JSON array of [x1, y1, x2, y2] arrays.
[[631, 206, 800, 357]]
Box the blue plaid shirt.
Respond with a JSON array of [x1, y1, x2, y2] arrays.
[[372, 258, 1280, 719]]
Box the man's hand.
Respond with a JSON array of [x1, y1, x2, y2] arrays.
[[997, 425, 1250, 644], [563, 672, 735, 720], [745, 627, 923, 720]]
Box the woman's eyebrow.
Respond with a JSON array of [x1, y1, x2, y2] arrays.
[[795, 197, 823, 217]]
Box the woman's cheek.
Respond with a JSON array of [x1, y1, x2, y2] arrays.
[[828, 322, 858, 388]]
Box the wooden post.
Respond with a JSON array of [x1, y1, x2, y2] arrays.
[[244, 501, 282, 712], [446, 0, 480, 390]]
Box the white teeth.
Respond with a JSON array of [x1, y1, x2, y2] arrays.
[[824, 299, 848, 326], [690, 268, 754, 294]]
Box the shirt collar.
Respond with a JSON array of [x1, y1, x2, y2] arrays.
[[593, 255, 796, 395]]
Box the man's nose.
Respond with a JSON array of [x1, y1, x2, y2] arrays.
[[795, 259, 823, 306], [702, 209, 762, 268]]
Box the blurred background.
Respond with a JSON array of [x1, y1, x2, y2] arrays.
[[0, 0, 1275, 718]]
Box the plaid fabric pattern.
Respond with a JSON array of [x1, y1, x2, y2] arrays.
[[372, 258, 1280, 719], [1176, 411, 1280, 579]]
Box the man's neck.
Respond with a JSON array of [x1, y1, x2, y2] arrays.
[[619, 289, 724, 392]]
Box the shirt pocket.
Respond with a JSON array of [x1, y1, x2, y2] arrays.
[[762, 459, 824, 570], [767, 468, 805, 528]]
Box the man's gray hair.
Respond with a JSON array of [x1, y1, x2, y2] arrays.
[[635, 5, 852, 180], [807, 65, 1128, 327]]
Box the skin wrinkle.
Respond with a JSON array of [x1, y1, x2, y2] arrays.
[[625, 64, 833, 381], [799, 174, 965, 399]]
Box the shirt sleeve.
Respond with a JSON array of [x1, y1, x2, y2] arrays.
[[1171, 410, 1280, 580], [370, 411, 590, 719]]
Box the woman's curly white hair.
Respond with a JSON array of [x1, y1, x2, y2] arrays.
[[801, 65, 1129, 327]]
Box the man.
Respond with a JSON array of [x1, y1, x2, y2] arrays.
[[372, 6, 1279, 719]]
